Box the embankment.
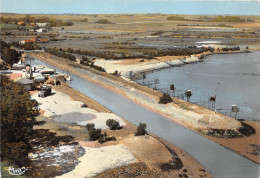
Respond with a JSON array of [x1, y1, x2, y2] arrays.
[[28, 52, 259, 165], [29, 52, 242, 133]]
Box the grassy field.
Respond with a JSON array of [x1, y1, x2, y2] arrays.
[[0, 23, 18, 30]]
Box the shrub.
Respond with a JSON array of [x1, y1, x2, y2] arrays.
[[151, 30, 164, 36], [135, 123, 147, 136], [159, 93, 172, 104], [96, 19, 111, 24], [106, 119, 121, 130], [167, 16, 187, 21], [98, 132, 107, 144], [86, 123, 101, 141], [80, 18, 88, 22], [210, 16, 245, 22]]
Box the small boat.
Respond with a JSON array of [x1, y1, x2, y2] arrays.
[[12, 64, 26, 70], [40, 68, 55, 74], [65, 75, 71, 81]]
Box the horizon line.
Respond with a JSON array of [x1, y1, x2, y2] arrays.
[[1, 12, 260, 16]]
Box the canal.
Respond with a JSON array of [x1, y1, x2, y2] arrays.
[[27, 57, 259, 178]]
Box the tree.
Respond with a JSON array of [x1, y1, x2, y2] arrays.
[[96, 19, 111, 24], [106, 119, 121, 130], [24, 15, 31, 24], [86, 123, 101, 141], [2, 48, 20, 68], [1, 75, 39, 165], [135, 123, 147, 136], [0, 40, 10, 53], [159, 93, 172, 104]]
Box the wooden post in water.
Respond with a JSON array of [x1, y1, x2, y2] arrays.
[[209, 95, 216, 111], [170, 84, 175, 97], [185, 90, 192, 102], [232, 105, 239, 119]]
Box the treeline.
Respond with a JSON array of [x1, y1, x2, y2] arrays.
[[209, 16, 245, 22], [45, 48, 76, 61], [65, 46, 213, 60], [221, 46, 240, 51], [66, 47, 125, 59], [151, 30, 165, 36], [80, 56, 106, 72], [148, 47, 214, 57], [11, 42, 42, 50], [0, 15, 74, 27], [167, 16, 189, 21], [167, 15, 247, 22]]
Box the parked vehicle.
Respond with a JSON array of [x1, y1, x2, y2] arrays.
[[38, 85, 52, 97]]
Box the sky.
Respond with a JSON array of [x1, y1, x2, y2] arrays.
[[1, 0, 260, 15]]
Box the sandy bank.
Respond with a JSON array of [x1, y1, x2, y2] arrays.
[[31, 90, 126, 129], [58, 144, 137, 178], [94, 55, 200, 78]]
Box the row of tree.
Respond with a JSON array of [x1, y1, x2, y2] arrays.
[[86, 120, 147, 143], [1, 15, 74, 27], [210, 16, 245, 22], [45, 48, 76, 61], [11, 42, 42, 50], [65, 46, 213, 60], [80, 56, 106, 72]]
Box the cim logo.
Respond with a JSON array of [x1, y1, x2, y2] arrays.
[[8, 166, 28, 176]]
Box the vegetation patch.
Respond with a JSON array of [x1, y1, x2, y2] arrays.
[[209, 16, 245, 22], [106, 119, 121, 130], [45, 47, 76, 61], [167, 15, 189, 21], [96, 19, 112, 24], [159, 144, 183, 171], [135, 123, 147, 136], [159, 93, 172, 104], [86, 123, 116, 144], [151, 30, 165, 36], [201, 122, 255, 138]]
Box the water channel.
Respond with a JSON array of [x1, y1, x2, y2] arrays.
[[27, 57, 259, 178]]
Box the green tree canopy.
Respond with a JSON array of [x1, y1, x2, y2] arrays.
[[1, 75, 39, 165], [2, 48, 21, 67]]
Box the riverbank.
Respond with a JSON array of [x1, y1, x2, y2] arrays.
[[94, 50, 248, 79], [31, 81, 212, 177], [28, 52, 259, 164], [29, 52, 242, 131]]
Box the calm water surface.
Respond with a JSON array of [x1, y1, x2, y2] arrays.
[[137, 51, 260, 121]]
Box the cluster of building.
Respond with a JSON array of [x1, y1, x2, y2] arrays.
[[17, 22, 49, 33], [6, 55, 71, 96], [19, 36, 49, 45]]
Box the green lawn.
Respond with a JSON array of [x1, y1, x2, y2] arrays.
[[0, 23, 18, 30]]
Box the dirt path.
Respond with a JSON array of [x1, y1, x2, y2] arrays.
[[52, 83, 110, 113]]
